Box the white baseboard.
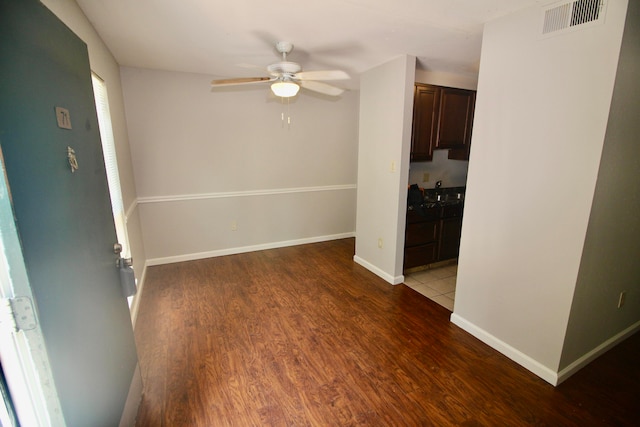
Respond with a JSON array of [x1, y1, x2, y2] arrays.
[[352, 255, 404, 285], [146, 232, 355, 266], [556, 320, 640, 385], [129, 262, 147, 328], [450, 314, 640, 386], [450, 313, 559, 385]]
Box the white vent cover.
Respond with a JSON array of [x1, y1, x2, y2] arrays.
[[542, 0, 607, 35]]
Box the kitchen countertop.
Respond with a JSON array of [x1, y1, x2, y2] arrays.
[[407, 185, 465, 222], [408, 185, 466, 209]]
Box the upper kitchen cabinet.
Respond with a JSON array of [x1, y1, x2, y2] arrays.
[[435, 87, 475, 150], [411, 84, 476, 162], [410, 84, 441, 161]]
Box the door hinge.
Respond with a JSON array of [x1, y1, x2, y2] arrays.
[[0, 297, 37, 332]]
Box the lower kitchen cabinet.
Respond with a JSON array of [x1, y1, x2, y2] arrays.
[[405, 242, 439, 269], [404, 202, 464, 270], [405, 220, 438, 247], [404, 219, 439, 269], [438, 217, 463, 261]]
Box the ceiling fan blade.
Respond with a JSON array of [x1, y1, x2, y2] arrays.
[[234, 63, 265, 70], [211, 77, 273, 87], [294, 70, 350, 81], [299, 80, 345, 96]]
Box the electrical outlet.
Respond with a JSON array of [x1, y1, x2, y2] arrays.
[[378, 238, 383, 249], [423, 172, 430, 182], [231, 220, 237, 231], [618, 291, 626, 308]]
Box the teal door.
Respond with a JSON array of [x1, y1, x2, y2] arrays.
[[0, 1, 139, 425]]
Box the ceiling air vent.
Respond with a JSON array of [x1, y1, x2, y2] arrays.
[[542, 0, 606, 35]]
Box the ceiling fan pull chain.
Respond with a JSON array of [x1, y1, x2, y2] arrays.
[[287, 97, 291, 130]]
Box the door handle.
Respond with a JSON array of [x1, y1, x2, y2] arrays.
[[117, 257, 136, 297], [113, 243, 131, 266], [116, 257, 133, 268], [113, 243, 136, 297]]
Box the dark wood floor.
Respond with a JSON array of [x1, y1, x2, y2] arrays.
[[134, 238, 639, 426]]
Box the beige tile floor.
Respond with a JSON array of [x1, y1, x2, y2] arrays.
[[403, 263, 457, 311]]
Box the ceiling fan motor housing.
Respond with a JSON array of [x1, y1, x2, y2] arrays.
[[267, 61, 302, 77]]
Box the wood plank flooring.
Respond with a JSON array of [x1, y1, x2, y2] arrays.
[[134, 238, 639, 426]]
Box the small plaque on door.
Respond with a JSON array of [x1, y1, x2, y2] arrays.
[[55, 106, 72, 129]]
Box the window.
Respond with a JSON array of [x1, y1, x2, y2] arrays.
[[91, 73, 131, 259]]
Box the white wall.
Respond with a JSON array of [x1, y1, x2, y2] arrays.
[[354, 55, 416, 284], [559, 0, 640, 376], [120, 67, 359, 263], [451, 0, 628, 385], [415, 69, 478, 91], [40, 0, 147, 316]]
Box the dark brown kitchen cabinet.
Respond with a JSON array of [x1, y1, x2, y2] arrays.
[[404, 209, 439, 269], [410, 84, 440, 161], [405, 243, 439, 270], [410, 84, 476, 162], [447, 145, 471, 161], [435, 87, 475, 150], [404, 202, 464, 270], [438, 217, 463, 260], [438, 204, 463, 261]]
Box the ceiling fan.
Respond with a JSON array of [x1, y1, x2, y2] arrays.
[[210, 41, 350, 98]]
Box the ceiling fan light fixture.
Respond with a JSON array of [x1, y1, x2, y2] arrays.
[[271, 81, 300, 98]]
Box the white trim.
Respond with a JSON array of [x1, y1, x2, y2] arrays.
[[146, 232, 355, 266], [451, 313, 640, 387], [556, 320, 640, 385], [137, 184, 357, 204], [450, 313, 560, 385], [1, 160, 65, 426], [352, 255, 405, 285], [124, 200, 137, 223], [129, 262, 147, 328]]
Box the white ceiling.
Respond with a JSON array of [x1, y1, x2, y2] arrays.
[[76, 0, 545, 88]]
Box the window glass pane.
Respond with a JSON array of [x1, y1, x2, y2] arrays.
[[91, 73, 130, 258]]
